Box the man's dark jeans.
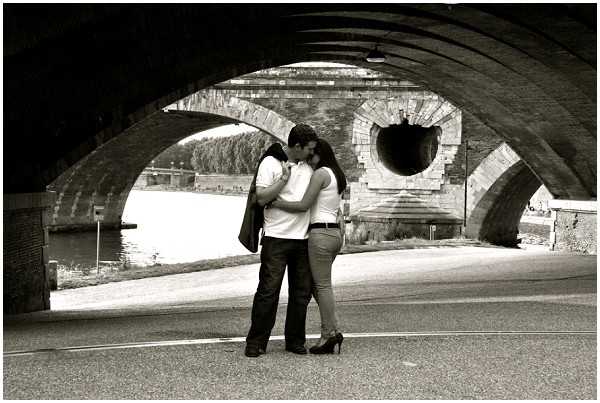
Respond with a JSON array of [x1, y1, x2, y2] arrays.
[[246, 236, 312, 350]]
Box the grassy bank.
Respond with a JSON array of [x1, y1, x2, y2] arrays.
[[134, 185, 246, 197], [57, 238, 492, 290]]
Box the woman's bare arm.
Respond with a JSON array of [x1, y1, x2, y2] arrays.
[[271, 168, 329, 212]]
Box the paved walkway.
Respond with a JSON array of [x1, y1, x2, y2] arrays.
[[49, 246, 590, 312]]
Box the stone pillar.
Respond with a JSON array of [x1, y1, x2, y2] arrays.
[[548, 200, 596, 254], [3, 192, 56, 314]]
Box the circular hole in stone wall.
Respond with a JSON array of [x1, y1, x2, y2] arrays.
[[375, 119, 440, 176]]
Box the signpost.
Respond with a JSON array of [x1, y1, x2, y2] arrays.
[[93, 205, 105, 274], [463, 139, 468, 235]]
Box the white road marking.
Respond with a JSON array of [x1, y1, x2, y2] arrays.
[[4, 330, 595, 358], [341, 293, 597, 306], [402, 361, 418, 367]]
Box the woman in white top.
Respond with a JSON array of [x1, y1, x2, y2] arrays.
[[272, 139, 347, 354]]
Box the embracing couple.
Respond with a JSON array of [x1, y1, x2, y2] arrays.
[[239, 123, 347, 358]]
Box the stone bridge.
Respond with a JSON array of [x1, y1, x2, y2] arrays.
[[51, 66, 565, 245], [5, 4, 596, 313], [48, 66, 495, 240]]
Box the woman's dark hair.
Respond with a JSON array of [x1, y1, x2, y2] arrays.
[[314, 139, 347, 194]]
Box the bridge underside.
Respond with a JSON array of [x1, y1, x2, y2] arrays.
[[4, 4, 596, 313], [5, 4, 595, 198]]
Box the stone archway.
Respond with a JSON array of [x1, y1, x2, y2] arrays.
[[48, 97, 296, 232], [165, 89, 296, 143], [465, 143, 542, 245]]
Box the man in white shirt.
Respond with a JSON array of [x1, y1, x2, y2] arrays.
[[245, 124, 318, 357]]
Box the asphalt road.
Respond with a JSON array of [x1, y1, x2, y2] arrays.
[[4, 246, 596, 399]]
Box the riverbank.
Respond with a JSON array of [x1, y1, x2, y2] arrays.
[[133, 185, 246, 197], [57, 238, 493, 290]]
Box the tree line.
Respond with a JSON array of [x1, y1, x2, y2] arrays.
[[151, 130, 281, 175]]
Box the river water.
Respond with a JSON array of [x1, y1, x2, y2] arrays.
[[49, 190, 251, 268]]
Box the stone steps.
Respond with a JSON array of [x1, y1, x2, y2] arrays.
[[352, 192, 462, 224]]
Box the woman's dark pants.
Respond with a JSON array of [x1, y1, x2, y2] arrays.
[[246, 236, 312, 350]]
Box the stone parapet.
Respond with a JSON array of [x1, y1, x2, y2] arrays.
[[195, 174, 253, 192], [219, 66, 419, 89], [548, 200, 597, 213], [548, 200, 596, 254]]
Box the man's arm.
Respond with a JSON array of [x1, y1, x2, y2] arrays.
[[255, 161, 290, 206], [256, 177, 287, 206]]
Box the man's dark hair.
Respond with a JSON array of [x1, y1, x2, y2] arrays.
[[288, 123, 318, 148]]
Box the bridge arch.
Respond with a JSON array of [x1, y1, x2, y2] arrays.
[[48, 99, 295, 231], [465, 143, 542, 245], [165, 89, 296, 143]]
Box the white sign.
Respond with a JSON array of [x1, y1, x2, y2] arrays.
[[93, 205, 105, 222]]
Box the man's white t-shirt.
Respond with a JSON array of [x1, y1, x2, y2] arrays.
[[255, 156, 313, 239]]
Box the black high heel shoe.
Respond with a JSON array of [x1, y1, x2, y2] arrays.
[[309, 332, 344, 354]]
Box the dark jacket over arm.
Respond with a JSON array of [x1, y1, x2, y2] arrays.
[[238, 142, 287, 253]]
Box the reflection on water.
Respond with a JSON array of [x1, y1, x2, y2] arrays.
[[49, 191, 250, 268]]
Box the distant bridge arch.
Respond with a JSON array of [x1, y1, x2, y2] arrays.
[[47, 101, 293, 232], [165, 89, 295, 143], [465, 143, 542, 245]]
